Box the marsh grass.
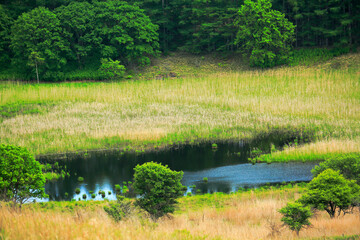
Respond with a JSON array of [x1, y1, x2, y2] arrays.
[[1, 187, 359, 240], [0, 54, 359, 159]]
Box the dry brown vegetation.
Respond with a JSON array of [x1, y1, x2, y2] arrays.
[[1, 188, 359, 240]]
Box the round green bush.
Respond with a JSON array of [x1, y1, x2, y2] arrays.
[[0, 144, 46, 205], [133, 162, 185, 220]]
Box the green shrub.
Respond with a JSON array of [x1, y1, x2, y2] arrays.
[[115, 184, 121, 192], [75, 188, 80, 194], [104, 196, 133, 222], [99, 58, 126, 80], [133, 162, 185, 220], [77, 176, 84, 182], [312, 153, 360, 184], [279, 202, 312, 236]]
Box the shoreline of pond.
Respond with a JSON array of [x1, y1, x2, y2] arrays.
[[36, 142, 320, 201]]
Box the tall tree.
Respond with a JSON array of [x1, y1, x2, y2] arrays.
[[55, 1, 97, 68], [0, 5, 12, 68], [10, 7, 70, 80], [93, 0, 160, 66], [235, 0, 295, 68], [27, 51, 45, 83]]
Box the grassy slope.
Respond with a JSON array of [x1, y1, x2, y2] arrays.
[[0, 52, 359, 160], [1, 186, 359, 239]]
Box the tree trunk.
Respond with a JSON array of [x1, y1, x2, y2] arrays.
[[35, 62, 39, 84]]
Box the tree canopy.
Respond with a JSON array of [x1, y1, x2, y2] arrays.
[[133, 162, 185, 220], [0, 144, 46, 205], [311, 153, 360, 185], [279, 202, 312, 236], [235, 0, 295, 68], [0, 0, 359, 80], [300, 169, 359, 218], [10, 7, 70, 80]]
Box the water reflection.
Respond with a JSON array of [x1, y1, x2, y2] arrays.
[[39, 142, 318, 201]]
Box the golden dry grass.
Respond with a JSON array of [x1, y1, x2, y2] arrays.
[[0, 54, 359, 156], [1, 189, 359, 240]]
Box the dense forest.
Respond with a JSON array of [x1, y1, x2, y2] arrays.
[[0, 0, 359, 80]]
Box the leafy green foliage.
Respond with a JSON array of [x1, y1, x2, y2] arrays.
[[300, 169, 359, 218], [10, 7, 70, 81], [311, 153, 360, 184], [0, 5, 13, 68], [235, 0, 295, 68], [279, 202, 312, 235], [0, 144, 46, 205], [133, 162, 185, 220], [99, 58, 126, 80], [178, 0, 240, 53], [104, 196, 133, 222], [54, 1, 96, 68], [93, 1, 159, 66]]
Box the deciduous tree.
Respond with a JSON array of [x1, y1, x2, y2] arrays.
[[235, 0, 295, 68], [300, 169, 358, 218], [279, 201, 312, 236], [0, 144, 46, 206]]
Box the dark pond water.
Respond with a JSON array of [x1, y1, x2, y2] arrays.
[[39, 142, 318, 201]]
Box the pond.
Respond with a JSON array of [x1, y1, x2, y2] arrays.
[[39, 142, 318, 201]]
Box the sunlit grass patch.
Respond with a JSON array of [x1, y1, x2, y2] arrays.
[[258, 138, 360, 163], [0, 53, 359, 157]]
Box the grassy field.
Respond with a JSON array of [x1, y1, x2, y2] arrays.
[[1, 186, 359, 240], [0, 53, 359, 161]]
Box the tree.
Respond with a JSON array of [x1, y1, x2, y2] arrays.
[[235, 0, 295, 68], [55, 1, 97, 68], [133, 162, 185, 220], [93, 1, 159, 66], [279, 201, 312, 236], [300, 169, 358, 218], [10, 7, 70, 81], [311, 153, 360, 184], [0, 144, 46, 206], [28, 51, 45, 83], [0, 5, 13, 68]]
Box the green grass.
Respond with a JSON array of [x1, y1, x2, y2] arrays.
[[0, 52, 359, 162], [290, 47, 351, 66]]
